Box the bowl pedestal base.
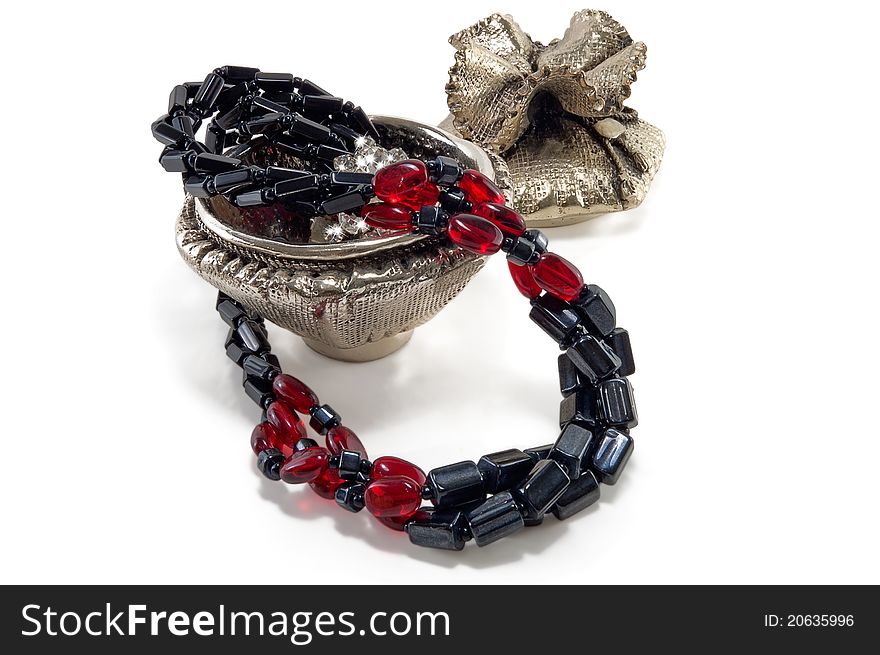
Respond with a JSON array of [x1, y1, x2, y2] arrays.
[[302, 330, 414, 363]]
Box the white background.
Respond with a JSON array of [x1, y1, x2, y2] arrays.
[[1, 0, 878, 585]]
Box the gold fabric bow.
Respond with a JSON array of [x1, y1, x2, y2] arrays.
[[444, 10, 665, 225]]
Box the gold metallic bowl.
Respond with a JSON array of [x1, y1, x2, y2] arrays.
[[175, 116, 497, 361]]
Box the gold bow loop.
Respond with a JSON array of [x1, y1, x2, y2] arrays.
[[447, 10, 647, 153]]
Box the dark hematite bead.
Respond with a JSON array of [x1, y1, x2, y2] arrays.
[[204, 126, 226, 154], [607, 328, 635, 377], [438, 188, 470, 214], [558, 353, 583, 397], [337, 450, 362, 480], [406, 507, 469, 551], [217, 300, 245, 327], [215, 105, 243, 130], [183, 175, 211, 198], [268, 166, 311, 181], [549, 422, 596, 479], [348, 106, 380, 139], [426, 461, 485, 508], [514, 459, 570, 520], [275, 174, 319, 197], [237, 319, 270, 353], [302, 95, 344, 114], [309, 404, 341, 435], [477, 449, 534, 493], [170, 114, 197, 139], [552, 470, 600, 519], [298, 78, 330, 96], [465, 491, 525, 547], [257, 448, 285, 481], [242, 354, 279, 380], [243, 376, 274, 408], [152, 117, 186, 146], [193, 73, 225, 110], [233, 189, 273, 208], [574, 284, 617, 336], [193, 153, 241, 174], [330, 122, 361, 146], [294, 438, 318, 452], [315, 144, 350, 162], [320, 191, 366, 215], [566, 333, 621, 383], [254, 72, 295, 92], [559, 386, 599, 428], [261, 352, 281, 370], [160, 149, 192, 173], [506, 235, 537, 266], [288, 114, 332, 142], [168, 84, 188, 113], [429, 156, 463, 185], [529, 295, 582, 346], [226, 341, 250, 366], [335, 482, 366, 513], [591, 428, 634, 485], [524, 444, 553, 464], [331, 171, 374, 186], [213, 169, 254, 193], [598, 377, 638, 428], [218, 65, 260, 82], [414, 206, 450, 236], [524, 515, 545, 527]]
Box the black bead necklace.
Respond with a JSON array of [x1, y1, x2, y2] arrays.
[[155, 67, 638, 551]]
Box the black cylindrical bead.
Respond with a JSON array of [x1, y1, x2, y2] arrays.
[[414, 206, 449, 236], [213, 168, 254, 193], [566, 334, 621, 383], [335, 482, 366, 512], [302, 95, 344, 115], [426, 461, 485, 508], [477, 449, 534, 494], [244, 376, 274, 408], [233, 189, 272, 208], [549, 422, 596, 479], [320, 191, 366, 215], [559, 386, 600, 429], [348, 105, 380, 140], [215, 105, 244, 130], [183, 175, 212, 198], [159, 149, 193, 173], [170, 113, 197, 140], [331, 172, 374, 186], [552, 470, 600, 520], [225, 341, 250, 366], [242, 354, 279, 380], [524, 228, 548, 255], [237, 318, 270, 353], [557, 353, 583, 397], [298, 78, 330, 97], [506, 235, 538, 266], [193, 153, 241, 174], [193, 73, 225, 111], [168, 84, 189, 113], [330, 122, 361, 147], [598, 377, 638, 428], [245, 111, 283, 134], [524, 444, 553, 464], [591, 428, 634, 485], [406, 508, 469, 551], [465, 491, 525, 547], [251, 96, 289, 115], [204, 126, 226, 154], [288, 113, 332, 142], [267, 166, 312, 181], [219, 65, 260, 82], [257, 448, 284, 481], [573, 284, 617, 337], [217, 299, 245, 327], [152, 118, 186, 146], [309, 404, 341, 435], [254, 72, 295, 93], [514, 459, 571, 520], [275, 174, 319, 198], [529, 295, 582, 346], [607, 328, 635, 377]]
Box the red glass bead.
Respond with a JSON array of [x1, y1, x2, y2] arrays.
[[309, 467, 345, 499], [471, 202, 526, 238], [508, 261, 542, 299], [280, 446, 330, 484], [266, 400, 307, 447], [378, 516, 409, 531], [373, 159, 428, 204], [364, 476, 422, 518], [371, 456, 426, 485], [272, 374, 318, 414], [459, 169, 505, 205], [397, 181, 440, 211], [447, 214, 504, 255], [533, 253, 585, 302], [361, 203, 414, 231], [326, 426, 368, 459], [250, 422, 278, 455]]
